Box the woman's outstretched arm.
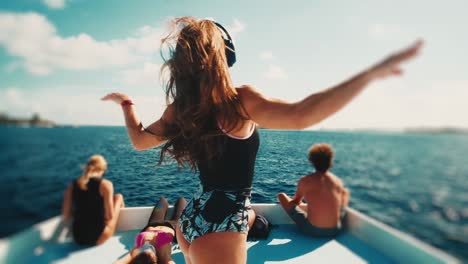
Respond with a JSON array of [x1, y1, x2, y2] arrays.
[[239, 41, 423, 129], [101, 93, 169, 150]]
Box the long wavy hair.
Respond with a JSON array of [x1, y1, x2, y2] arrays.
[[158, 17, 248, 170]]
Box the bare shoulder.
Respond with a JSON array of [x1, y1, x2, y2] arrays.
[[328, 173, 347, 194], [161, 103, 175, 123], [100, 179, 113, 193], [296, 176, 304, 186], [328, 172, 344, 186], [101, 178, 113, 186], [236, 85, 266, 105], [299, 175, 317, 189], [235, 85, 297, 129], [299, 175, 312, 183], [236, 84, 260, 95]]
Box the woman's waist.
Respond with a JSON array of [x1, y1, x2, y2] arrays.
[[192, 185, 252, 204], [73, 211, 104, 221], [199, 184, 252, 195], [199, 175, 253, 193]]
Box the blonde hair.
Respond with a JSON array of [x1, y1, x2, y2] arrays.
[[77, 155, 107, 190]]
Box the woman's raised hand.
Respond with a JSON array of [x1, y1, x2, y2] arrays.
[[369, 40, 423, 79], [101, 93, 131, 105]]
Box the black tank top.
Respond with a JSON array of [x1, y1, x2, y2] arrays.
[[197, 128, 260, 191], [72, 177, 105, 245]]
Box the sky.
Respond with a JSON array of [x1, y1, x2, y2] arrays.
[[0, 0, 467, 129]]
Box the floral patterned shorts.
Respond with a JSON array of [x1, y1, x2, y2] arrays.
[[178, 186, 251, 243]]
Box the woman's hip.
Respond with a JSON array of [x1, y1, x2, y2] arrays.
[[189, 231, 248, 264], [179, 188, 252, 243]]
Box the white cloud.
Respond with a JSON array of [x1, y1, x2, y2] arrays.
[[5, 89, 23, 105], [2, 80, 467, 128], [369, 24, 401, 39], [226, 19, 246, 39], [264, 65, 287, 80], [42, 0, 66, 9], [0, 88, 42, 117], [367, 23, 416, 42], [0, 87, 166, 126], [0, 13, 246, 76], [0, 12, 163, 75], [259, 51, 274, 60], [317, 80, 468, 130], [120, 62, 161, 86]]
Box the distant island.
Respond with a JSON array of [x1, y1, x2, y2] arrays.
[[0, 114, 466, 134], [320, 127, 468, 135], [404, 127, 468, 135], [0, 113, 56, 127]]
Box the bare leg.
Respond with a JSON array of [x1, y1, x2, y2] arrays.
[[176, 223, 192, 264], [189, 232, 247, 264], [96, 193, 124, 245], [248, 208, 256, 229], [167, 197, 187, 231], [170, 197, 187, 222], [148, 197, 169, 225], [110, 193, 124, 223], [298, 203, 308, 212], [118, 194, 125, 208], [277, 192, 294, 211], [278, 192, 308, 215]]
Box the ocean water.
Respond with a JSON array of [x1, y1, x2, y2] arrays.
[[0, 126, 467, 261]]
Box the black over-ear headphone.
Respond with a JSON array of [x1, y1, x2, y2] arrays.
[[213, 22, 236, 67]]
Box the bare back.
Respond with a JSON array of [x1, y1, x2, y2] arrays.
[[299, 172, 347, 228]]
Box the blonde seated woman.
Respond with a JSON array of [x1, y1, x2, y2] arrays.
[[62, 154, 125, 245]]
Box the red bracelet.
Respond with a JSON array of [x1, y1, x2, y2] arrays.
[[121, 99, 134, 107]]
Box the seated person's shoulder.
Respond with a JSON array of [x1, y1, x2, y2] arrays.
[[298, 175, 309, 184], [100, 179, 113, 193], [101, 178, 113, 186], [331, 175, 349, 195], [329, 173, 344, 187], [299, 175, 318, 189]]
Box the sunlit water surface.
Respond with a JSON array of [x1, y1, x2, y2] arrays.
[[0, 126, 466, 260]]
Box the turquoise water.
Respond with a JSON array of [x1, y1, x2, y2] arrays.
[[0, 126, 466, 260]]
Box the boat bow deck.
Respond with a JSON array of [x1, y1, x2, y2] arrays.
[[0, 204, 459, 263]]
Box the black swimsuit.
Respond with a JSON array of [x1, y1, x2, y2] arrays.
[[71, 178, 105, 245], [179, 126, 260, 243]]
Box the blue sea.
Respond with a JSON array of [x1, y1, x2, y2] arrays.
[[0, 126, 467, 261]]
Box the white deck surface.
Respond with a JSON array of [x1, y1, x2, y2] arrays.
[[0, 205, 458, 264], [0, 224, 393, 263]]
